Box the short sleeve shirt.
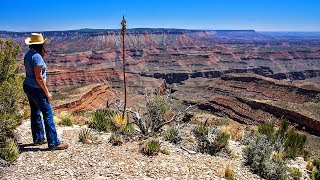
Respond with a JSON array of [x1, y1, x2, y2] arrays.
[[23, 50, 47, 88]]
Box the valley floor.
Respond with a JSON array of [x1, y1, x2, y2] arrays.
[[1, 120, 262, 180]]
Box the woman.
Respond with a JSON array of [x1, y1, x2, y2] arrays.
[[23, 33, 68, 150]]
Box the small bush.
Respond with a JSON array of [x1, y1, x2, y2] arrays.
[[90, 109, 116, 132], [284, 129, 307, 159], [0, 139, 19, 162], [109, 133, 123, 146], [314, 158, 320, 170], [145, 94, 170, 132], [288, 167, 302, 180], [163, 126, 181, 143], [244, 134, 287, 179], [214, 131, 230, 150], [312, 158, 320, 180], [78, 128, 96, 144], [224, 165, 235, 180], [197, 128, 230, 155], [193, 124, 208, 138], [312, 167, 319, 180], [122, 123, 135, 136], [142, 139, 161, 156], [258, 122, 275, 140], [58, 117, 73, 126]]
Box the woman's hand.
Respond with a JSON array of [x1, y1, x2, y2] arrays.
[[46, 92, 52, 101], [34, 66, 51, 102]]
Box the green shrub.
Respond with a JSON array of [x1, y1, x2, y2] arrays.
[[224, 165, 235, 180], [312, 167, 319, 180], [78, 128, 96, 144], [163, 126, 181, 143], [0, 39, 23, 145], [145, 94, 169, 133], [312, 158, 320, 180], [284, 129, 307, 159], [278, 119, 289, 137], [90, 109, 116, 132], [141, 139, 161, 156], [109, 133, 123, 146], [244, 134, 287, 179], [314, 158, 320, 170], [258, 122, 275, 140], [193, 124, 208, 138], [0, 139, 19, 162], [58, 117, 73, 126], [214, 131, 230, 150], [288, 167, 302, 180], [122, 123, 135, 136]]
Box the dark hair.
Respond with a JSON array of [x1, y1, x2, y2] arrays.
[[29, 43, 47, 57]]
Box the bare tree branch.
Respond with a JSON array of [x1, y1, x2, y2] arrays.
[[154, 105, 195, 132]]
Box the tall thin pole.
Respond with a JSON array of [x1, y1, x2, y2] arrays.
[[121, 16, 127, 119]]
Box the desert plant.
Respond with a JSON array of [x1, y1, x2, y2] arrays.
[[274, 119, 290, 151], [141, 139, 161, 156], [244, 134, 287, 179], [58, 117, 73, 126], [284, 129, 307, 159], [213, 131, 230, 151], [145, 93, 169, 132], [306, 161, 314, 171], [109, 133, 123, 146], [312, 168, 320, 180], [278, 119, 289, 138], [0, 139, 19, 162], [196, 128, 230, 155], [220, 123, 244, 141], [122, 123, 135, 136], [288, 167, 302, 180], [0, 39, 23, 145], [224, 165, 235, 180], [193, 124, 208, 138], [258, 122, 275, 140], [78, 128, 96, 144], [111, 113, 127, 129], [312, 158, 320, 180], [162, 126, 181, 143], [90, 109, 116, 132]]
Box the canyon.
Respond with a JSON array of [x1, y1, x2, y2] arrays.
[[1, 29, 320, 135]]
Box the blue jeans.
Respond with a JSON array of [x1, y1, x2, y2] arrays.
[[23, 83, 61, 148]]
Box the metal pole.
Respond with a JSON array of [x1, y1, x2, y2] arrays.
[[121, 16, 127, 119]]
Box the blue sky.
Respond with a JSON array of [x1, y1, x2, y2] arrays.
[[0, 0, 319, 31]]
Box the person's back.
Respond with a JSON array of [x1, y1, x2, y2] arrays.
[[24, 50, 47, 88]]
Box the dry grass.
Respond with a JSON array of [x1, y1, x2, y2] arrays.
[[220, 123, 245, 141]]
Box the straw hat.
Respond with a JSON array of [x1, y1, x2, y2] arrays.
[[25, 33, 49, 45]]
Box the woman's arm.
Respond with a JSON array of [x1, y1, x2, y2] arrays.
[[34, 66, 52, 100]]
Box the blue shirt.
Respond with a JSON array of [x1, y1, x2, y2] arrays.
[[23, 50, 47, 88]]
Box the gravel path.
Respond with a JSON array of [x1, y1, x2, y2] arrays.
[[2, 120, 262, 180]]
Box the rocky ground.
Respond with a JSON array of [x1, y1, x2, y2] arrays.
[[0, 120, 265, 180]]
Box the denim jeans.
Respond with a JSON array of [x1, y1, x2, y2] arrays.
[[23, 83, 61, 148]]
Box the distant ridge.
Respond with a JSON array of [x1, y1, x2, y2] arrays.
[[0, 28, 256, 33]]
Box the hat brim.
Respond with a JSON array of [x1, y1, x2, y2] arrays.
[[25, 37, 49, 45]]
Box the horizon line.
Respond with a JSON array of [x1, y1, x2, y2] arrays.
[[1, 28, 320, 33]]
